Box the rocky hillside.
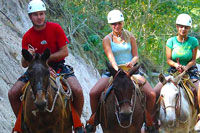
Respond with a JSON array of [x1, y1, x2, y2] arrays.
[[0, 0, 102, 132]]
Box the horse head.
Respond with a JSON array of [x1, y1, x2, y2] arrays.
[[107, 63, 140, 128], [22, 48, 50, 111], [159, 71, 186, 128]]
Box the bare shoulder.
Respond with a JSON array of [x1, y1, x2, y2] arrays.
[[103, 34, 111, 41], [123, 29, 135, 40], [103, 34, 111, 44], [130, 34, 136, 42]]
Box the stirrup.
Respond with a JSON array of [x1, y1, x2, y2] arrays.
[[85, 123, 95, 133]]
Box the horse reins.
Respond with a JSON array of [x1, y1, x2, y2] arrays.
[[113, 69, 137, 128], [31, 76, 64, 116], [45, 76, 63, 113]]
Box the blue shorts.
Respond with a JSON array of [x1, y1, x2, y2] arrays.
[[18, 61, 75, 83], [102, 71, 111, 78], [101, 66, 143, 78]]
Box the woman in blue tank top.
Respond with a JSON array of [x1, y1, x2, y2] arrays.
[[86, 9, 156, 132]]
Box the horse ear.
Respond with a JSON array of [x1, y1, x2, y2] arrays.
[[159, 73, 167, 85], [22, 49, 33, 62], [128, 64, 140, 76], [106, 61, 117, 76], [41, 48, 50, 62]]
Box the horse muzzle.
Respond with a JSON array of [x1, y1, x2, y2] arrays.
[[166, 120, 176, 128], [34, 90, 47, 111], [34, 99, 47, 111], [115, 105, 133, 128], [119, 105, 133, 115], [119, 111, 132, 121]]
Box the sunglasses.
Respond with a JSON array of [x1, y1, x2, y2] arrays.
[[177, 24, 190, 29], [111, 22, 123, 26]]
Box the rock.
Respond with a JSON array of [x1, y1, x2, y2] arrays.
[[0, 0, 102, 132]]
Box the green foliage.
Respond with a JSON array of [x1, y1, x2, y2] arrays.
[[123, 0, 200, 74], [45, 0, 200, 83]]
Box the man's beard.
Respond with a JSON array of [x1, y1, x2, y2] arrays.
[[32, 20, 46, 28]]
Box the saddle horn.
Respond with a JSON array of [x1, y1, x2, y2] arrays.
[[128, 64, 140, 76], [173, 71, 186, 84]]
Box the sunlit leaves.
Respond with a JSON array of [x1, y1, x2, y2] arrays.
[[47, 0, 200, 75]]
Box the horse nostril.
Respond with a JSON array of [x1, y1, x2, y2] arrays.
[[119, 112, 132, 123]]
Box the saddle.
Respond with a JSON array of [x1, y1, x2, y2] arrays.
[[172, 72, 198, 110], [180, 76, 198, 110]]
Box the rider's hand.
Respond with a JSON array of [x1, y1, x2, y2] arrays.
[[175, 63, 184, 72], [126, 62, 134, 68], [181, 65, 189, 71], [28, 44, 37, 56]]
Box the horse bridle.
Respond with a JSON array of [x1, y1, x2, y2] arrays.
[[112, 70, 137, 128], [160, 79, 181, 117], [31, 76, 63, 116]]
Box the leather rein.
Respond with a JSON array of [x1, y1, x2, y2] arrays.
[[112, 69, 137, 128]]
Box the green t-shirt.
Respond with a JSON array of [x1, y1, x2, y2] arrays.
[[166, 36, 199, 66]]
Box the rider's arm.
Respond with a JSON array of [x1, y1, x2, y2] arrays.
[[166, 46, 181, 69], [184, 47, 197, 71], [103, 35, 118, 71], [128, 35, 139, 67], [48, 45, 68, 63]]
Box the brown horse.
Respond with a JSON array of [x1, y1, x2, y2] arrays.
[[97, 63, 145, 133], [21, 49, 73, 133]]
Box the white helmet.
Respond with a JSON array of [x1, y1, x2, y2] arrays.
[[27, 0, 46, 14], [107, 10, 124, 24], [176, 13, 192, 27]]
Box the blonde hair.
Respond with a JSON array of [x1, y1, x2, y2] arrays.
[[122, 29, 133, 43]]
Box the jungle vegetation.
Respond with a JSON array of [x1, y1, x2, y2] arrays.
[[45, 0, 200, 84]]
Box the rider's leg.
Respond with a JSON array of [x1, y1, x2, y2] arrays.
[[136, 75, 156, 114], [193, 80, 200, 110], [192, 80, 200, 131], [154, 82, 163, 100], [8, 72, 29, 117], [64, 76, 83, 117], [89, 77, 110, 114], [85, 77, 109, 132], [60, 65, 84, 117], [135, 75, 157, 132], [53, 64, 84, 132], [8, 80, 25, 117]]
